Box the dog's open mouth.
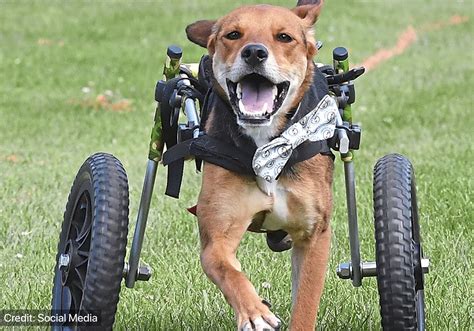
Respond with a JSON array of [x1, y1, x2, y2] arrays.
[[226, 74, 290, 125]]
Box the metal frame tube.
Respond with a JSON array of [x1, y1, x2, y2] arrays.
[[184, 98, 200, 138], [336, 112, 349, 154], [344, 160, 362, 286], [416, 290, 426, 330], [179, 74, 201, 139], [125, 160, 158, 288]]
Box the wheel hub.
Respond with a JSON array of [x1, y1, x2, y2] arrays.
[[60, 239, 82, 286]]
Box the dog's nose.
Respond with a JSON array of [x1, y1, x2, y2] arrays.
[[241, 44, 268, 66]]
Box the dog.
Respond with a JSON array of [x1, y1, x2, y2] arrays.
[[186, 1, 333, 330]]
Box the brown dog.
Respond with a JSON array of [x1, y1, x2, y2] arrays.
[[186, 1, 332, 330]]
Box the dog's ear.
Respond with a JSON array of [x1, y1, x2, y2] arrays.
[[186, 20, 216, 48], [292, 0, 324, 26]]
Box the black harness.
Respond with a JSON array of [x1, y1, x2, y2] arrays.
[[161, 57, 334, 198]]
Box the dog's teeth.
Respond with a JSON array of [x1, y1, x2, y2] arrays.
[[238, 99, 246, 113], [272, 85, 278, 99], [237, 83, 242, 99], [261, 102, 268, 114]]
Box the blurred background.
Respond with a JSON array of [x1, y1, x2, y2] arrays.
[[0, 0, 472, 329]]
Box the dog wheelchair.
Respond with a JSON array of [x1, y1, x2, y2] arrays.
[[51, 44, 429, 330]]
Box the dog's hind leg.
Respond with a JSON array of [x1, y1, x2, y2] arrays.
[[290, 225, 331, 330], [197, 163, 281, 331]]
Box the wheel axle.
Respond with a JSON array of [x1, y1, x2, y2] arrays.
[[58, 253, 70, 269], [337, 258, 430, 280]]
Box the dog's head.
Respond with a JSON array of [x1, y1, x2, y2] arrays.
[[186, 1, 324, 128]]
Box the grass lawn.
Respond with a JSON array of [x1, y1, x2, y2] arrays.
[[0, 0, 472, 330]]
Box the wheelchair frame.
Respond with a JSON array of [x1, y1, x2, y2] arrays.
[[52, 44, 429, 330]]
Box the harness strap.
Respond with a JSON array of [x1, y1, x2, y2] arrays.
[[163, 140, 193, 198], [163, 136, 255, 197], [162, 135, 333, 198], [284, 140, 334, 174], [159, 77, 182, 150]]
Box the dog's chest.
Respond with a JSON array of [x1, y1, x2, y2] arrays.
[[257, 180, 292, 231], [245, 127, 292, 230], [245, 126, 311, 231]]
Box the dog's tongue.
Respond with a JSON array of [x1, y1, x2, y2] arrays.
[[240, 78, 274, 114]]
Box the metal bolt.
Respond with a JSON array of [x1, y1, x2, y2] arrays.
[[58, 254, 70, 269], [421, 258, 430, 274], [136, 265, 152, 281], [336, 262, 352, 279]]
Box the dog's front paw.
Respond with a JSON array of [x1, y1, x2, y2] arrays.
[[237, 304, 281, 331]]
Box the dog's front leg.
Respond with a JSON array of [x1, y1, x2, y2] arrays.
[[197, 164, 281, 331], [290, 225, 332, 330]]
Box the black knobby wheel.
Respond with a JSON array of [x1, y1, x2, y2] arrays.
[[373, 154, 426, 330], [51, 153, 129, 330]]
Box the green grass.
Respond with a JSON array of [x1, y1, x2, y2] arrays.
[[0, 0, 472, 330]]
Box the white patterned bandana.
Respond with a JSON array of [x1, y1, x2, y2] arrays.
[[252, 94, 338, 182]]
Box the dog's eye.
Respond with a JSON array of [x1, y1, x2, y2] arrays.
[[225, 31, 241, 40], [277, 33, 293, 43]]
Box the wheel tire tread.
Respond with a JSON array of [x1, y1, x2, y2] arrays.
[[81, 153, 129, 329], [373, 153, 417, 330], [51, 153, 129, 330]]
